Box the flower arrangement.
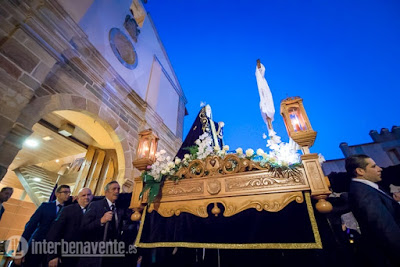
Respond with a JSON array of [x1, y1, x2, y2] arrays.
[[140, 132, 302, 203]]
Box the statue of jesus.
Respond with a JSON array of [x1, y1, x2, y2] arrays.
[[255, 59, 275, 131]]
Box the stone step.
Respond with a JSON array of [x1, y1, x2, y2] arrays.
[[26, 177, 54, 186], [30, 184, 54, 191]]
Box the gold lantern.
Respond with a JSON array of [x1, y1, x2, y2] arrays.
[[132, 129, 159, 171], [280, 96, 317, 152], [280, 96, 332, 212]]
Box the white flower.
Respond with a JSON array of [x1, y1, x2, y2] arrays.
[[166, 156, 171, 161], [267, 140, 280, 151], [245, 148, 254, 157], [236, 148, 243, 154], [174, 158, 181, 165], [266, 141, 300, 166], [223, 145, 229, 151], [167, 162, 175, 168], [256, 148, 264, 156], [214, 146, 220, 151], [160, 150, 166, 155], [262, 133, 267, 139], [184, 154, 190, 159], [161, 170, 167, 175], [217, 150, 226, 157]]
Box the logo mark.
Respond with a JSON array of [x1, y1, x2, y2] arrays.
[[4, 236, 27, 259]]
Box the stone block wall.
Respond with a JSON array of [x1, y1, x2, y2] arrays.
[[0, 0, 186, 191]]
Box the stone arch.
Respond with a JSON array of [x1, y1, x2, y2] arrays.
[[15, 93, 132, 185]]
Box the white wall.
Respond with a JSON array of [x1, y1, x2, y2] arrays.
[[77, 0, 182, 134], [156, 64, 179, 134]]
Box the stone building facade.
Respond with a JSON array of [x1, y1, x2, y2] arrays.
[[322, 126, 400, 175], [0, 0, 187, 195]]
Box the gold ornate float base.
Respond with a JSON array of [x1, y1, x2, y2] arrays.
[[130, 167, 316, 220], [130, 154, 332, 222], [147, 191, 304, 218], [135, 192, 322, 249]]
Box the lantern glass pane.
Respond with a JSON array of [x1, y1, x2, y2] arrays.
[[289, 107, 307, 132], [140, 139, 150, 158], [149, 140, 155, 160]]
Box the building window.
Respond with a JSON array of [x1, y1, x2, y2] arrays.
[[109, 28, 138, 69]]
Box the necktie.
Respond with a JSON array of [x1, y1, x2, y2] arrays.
[[110, 204, 118, 230], [57, 204, 63, 214]]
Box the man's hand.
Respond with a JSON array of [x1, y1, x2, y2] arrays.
[[100, 211, 113, 224], [49, 257, 60, 267]]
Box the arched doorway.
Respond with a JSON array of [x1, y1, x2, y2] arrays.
[[1, 94, 135, 206], [5, 109, 126, 206], [52, 109, 126, 196]]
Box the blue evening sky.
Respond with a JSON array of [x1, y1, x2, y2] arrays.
[[145, 0, 400, 160]]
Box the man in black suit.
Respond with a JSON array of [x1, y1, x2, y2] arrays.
[[14, 185, 71, 267], [0, 186, 13, 221], [47, 187, 93, 267], [346, 154, 400, 267], [80, 181, 131, 267]]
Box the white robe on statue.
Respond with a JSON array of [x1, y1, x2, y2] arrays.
[[255, 63, 275, 125]]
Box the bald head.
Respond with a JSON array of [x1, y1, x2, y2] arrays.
[[77, 188, 93, 208]]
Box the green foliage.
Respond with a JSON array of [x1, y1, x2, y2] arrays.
[[140, 172, 162, 204], [183, 145, 198, 157]]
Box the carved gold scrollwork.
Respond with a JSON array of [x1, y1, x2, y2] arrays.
[[174, 155, 276, 180], [222, 154, 242, 174], [166, 155, 303, 181], [222, 192, 304, 216], [239, 158, 266, 172], [175, 165, 188, 179], [187, 159, 205, 178], [226, 173, 305, 192], [149, 200, 210, 218], [205, 156, 221, 176], [163, 185, 203, 196], [149, 192, 303, 218]]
